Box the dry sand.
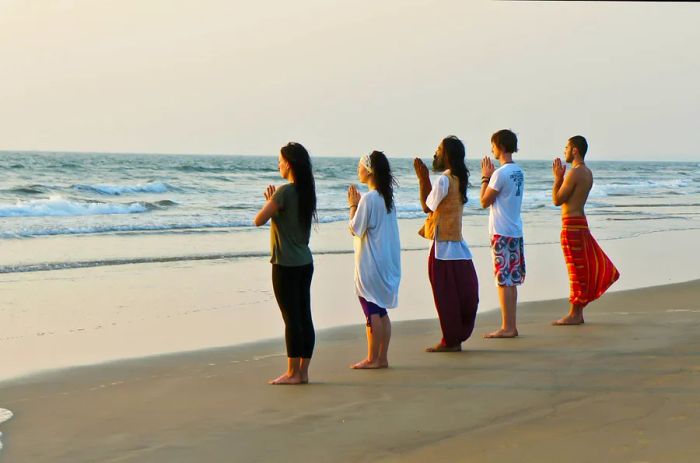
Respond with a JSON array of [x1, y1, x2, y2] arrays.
[[2, 227, 699, 382], [1, 279, 699, 462]]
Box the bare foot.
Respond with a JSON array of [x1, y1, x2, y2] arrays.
[[300, 374, 309, 384], [552, 315, 584, 326], [350, 358, 385, 369], [268, 373, 303, 385], [484, 329, 518, 338], [425, 343, 461, 352]]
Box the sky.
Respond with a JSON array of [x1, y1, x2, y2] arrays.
[[0, 0, 698, 161]]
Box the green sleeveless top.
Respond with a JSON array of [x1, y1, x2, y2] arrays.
[[270, 183, 313, 266]]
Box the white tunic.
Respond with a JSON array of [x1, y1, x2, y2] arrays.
[[349, 190, 401, 309]]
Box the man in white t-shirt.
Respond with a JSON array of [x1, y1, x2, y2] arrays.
[[480, 129, 525, 338]]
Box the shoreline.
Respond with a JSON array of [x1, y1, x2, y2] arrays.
[[2, 215, 699, 272], [2, 227, 700, 383], [0, 275, 698, 390], [1, 279, 699, 461]]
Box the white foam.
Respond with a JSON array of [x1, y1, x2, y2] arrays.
[[590, 179, 692, 197], [73, 182, 170, 195], [0, 409, 13, 451], [0, 195, 148, 217]]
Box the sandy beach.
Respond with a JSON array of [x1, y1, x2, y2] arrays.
[[1, 278, 699, 462], [2, 1, 699, 461], [1, 221, 699, 382], [1, 221, 700, 461]]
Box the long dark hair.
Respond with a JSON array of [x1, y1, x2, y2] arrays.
[[368, 151, 397, 213], [280, 142, 317, 230], [441, 136, 469, 204]]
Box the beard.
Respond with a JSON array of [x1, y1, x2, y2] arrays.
[[432, 156, 447, 172]]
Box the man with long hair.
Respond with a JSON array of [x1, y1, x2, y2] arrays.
[[414, 136, 479, 352], [552, 136, 619, 325]]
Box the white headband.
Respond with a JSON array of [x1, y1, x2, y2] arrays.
[[360, 154, 373, 174]]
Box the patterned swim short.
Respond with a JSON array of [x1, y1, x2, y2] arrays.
[[491, 235, 526, 286]]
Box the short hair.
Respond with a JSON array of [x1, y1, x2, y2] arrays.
[[491, 129, 518, 154], [568, 135, 588, 158]]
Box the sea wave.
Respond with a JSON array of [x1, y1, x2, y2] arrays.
[[590, 179, 691, 197], [72, 182, 170, 195], [2, 185, 47, 195], [0, 196, 150, 217], [0, 218, 254, 238]]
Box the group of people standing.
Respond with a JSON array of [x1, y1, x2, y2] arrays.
[[254, 131, 619, 385]]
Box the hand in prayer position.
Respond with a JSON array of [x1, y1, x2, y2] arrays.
[[552, 158, 566, 183], [347, 185, 360, 207], [481, 157, 495, 179], [263, 185, 276, 201]]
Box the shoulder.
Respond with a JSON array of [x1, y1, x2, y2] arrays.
[[509, 164, 524, 177], [272, 183, 294, 206], [362, 189, 379, 202], [276, 183, 293, 194], [568, 166, 590, 181]]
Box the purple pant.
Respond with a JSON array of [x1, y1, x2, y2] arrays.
[[428, 243, 479, 347], [358, 296, 388, 328]]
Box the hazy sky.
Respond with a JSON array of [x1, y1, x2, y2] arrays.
[[1, 0, 698, 160]]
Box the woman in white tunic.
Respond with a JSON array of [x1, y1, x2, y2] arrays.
[[347, 151, 401, 369]]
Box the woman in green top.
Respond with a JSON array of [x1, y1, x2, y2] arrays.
[[255, 142, 317, 385]]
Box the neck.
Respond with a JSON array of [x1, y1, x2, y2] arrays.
[[367, 179, 377, 190], [498, 153, 514, 165], [572, 158, 585, 168]]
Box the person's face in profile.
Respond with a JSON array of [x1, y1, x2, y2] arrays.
[[433, 143, 447, 172], [491, 142, 502, 160], [278, 153, 291, 180], [357, 161, 371, 184], [564, 142, 574, 164]]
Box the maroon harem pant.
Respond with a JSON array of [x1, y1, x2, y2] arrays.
[[428, 243, 479, 347]]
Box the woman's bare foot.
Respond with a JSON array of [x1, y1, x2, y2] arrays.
[[552, 314, 584, 325], [484, 328, 518, 338], [425, 343, 461, 352], [351, 358, 386, 369], [268, 372, 303, 385]]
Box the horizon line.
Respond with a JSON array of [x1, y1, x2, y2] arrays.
[[0, 148, 697, 164]]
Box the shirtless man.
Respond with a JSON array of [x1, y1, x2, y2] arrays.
[[552, 136, 619, 325]]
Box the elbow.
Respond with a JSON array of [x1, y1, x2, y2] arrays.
[[479, 199, 489, 209], [422, 206, 431, 214], [253, 215, 266, 227]]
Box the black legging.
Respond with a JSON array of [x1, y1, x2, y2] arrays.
[[271, 263, 315, 358]]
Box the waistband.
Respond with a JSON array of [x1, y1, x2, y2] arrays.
[[562, 216, 589, 230]]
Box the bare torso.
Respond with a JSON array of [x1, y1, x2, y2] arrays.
[[562, 164, 593, 218]]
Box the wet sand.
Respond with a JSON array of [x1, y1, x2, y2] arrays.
[[1, 279, 699, 462]]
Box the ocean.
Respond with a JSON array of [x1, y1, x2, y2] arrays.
[[2, 151, 699, 273]]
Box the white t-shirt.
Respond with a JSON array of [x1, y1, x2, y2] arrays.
[[487, 163, 524, 238], [425, 173, 473, 261], [349, 189, 401, 309]]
